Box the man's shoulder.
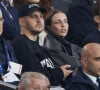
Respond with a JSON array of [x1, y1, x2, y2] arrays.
[[83, 31, 100, 45], [12, 35, 27, 47]]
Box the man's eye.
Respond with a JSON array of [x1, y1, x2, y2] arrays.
[[40, 15, 44, 18], [30, 15, 37, 19], [64, 20, 68, 23], [53, 21, 60, 24]]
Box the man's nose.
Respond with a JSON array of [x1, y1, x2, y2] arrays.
[[61, 22, 65, 27], [37, 16, 42, 21]]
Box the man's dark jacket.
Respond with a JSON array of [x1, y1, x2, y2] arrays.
[[12, 35, 64, 86], [67, 68, 99, 90], [83, 30, 100, 45], [43, 32, 81, 69], [0, 2, 20, 41], [0, 37, 18, 74]]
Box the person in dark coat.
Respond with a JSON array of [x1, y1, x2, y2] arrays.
[[0, 9, 20, 85], [83, 30, 100, 45], [43, 10, 81, 70], [66, 0, 98, 47], [67, 43, 100, 90], [12, 3, 73, 86], [0, 0, 20, 41], [83, 0, 100, 45]]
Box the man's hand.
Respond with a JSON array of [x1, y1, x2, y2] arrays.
[[60, 65, 73, 80]]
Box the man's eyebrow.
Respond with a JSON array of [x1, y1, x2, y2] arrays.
[[94, 57, 100, 60]]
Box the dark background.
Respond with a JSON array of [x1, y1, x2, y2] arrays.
[[52, 0, 72, 13]]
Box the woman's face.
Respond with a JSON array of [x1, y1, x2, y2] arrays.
[[50, 12, 69, 37]]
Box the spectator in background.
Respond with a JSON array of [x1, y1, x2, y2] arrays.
[[18, 72, 50, 90], [13, 0, 40, 10], [13, 0, 54, 20], [67, 43, 100, 90], [92, 0, 100, 30], [0, 0, 20, 41], [66, 0, 98, 47], [12, 3, 73, 86], [43, 10, 81, 71], [83, 0, 100, 45], [39, 0, 53, 15], [13, 0, 53, 14], [0, 9, 20, 84]]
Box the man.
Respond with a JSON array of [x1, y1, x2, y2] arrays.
[[18, 72, 50, 90], [67, 43, 100, 90], [12, 3, 73, 86]]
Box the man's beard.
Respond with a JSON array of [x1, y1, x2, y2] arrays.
[[29, 29, 43, 35], [25, 22, 44, 35]]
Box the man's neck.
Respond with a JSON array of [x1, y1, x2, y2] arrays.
[[21, 27, 38, 41], [25, 34, 37, 41], [22, 30, 38, 41]]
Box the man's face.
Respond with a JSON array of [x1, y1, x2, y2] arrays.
[[26, 78, 50, 90], [23, 10, 44, 35], [83, 44, 100, 77], [50, 12, 69, 37]]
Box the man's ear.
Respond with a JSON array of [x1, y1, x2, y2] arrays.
[[94, 15, 100, 24], [19, 17, 26, 34], [81, 57, 87, 67], [19, 18, 26, 26]]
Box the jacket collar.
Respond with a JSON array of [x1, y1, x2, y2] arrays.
[[71, 68, 98, 89]]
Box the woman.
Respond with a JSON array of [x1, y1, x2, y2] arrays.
[[43, 10, 81, 70]]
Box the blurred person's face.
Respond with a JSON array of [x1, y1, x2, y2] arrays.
[[28, 0, 40, 3], [26, 78, 50, 90], [0, 10, 3, 36], [82, 44, 100, 77], [50, 12, 69, 38], [3, 0, 11, 3], [22, 10, 44, 35]]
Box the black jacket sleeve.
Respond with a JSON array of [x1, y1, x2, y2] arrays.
[[12, 37, 64, 86]]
